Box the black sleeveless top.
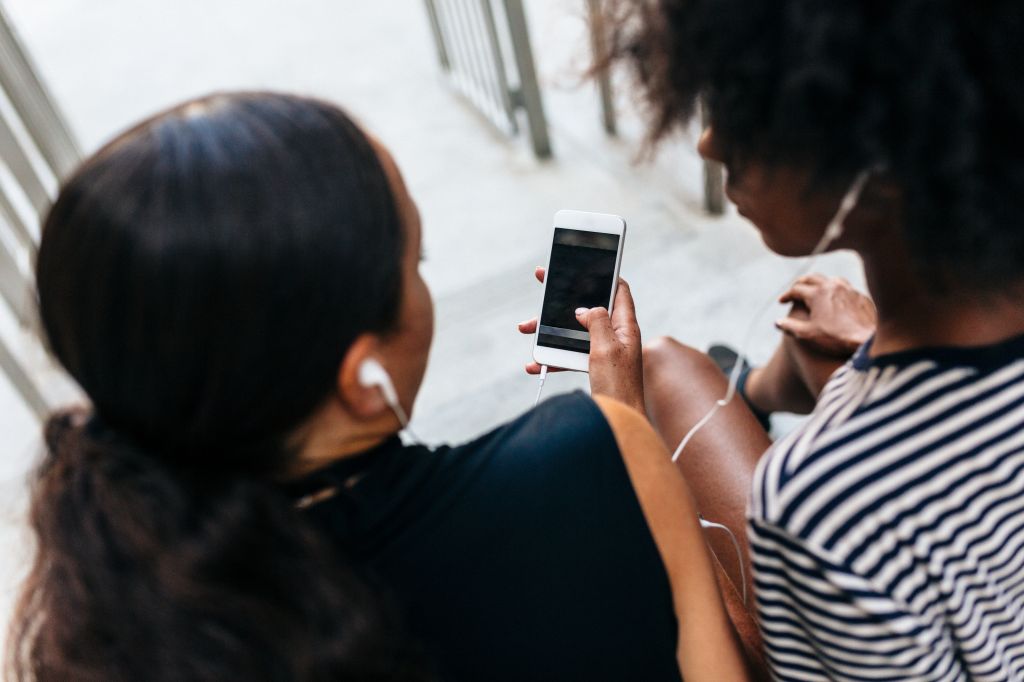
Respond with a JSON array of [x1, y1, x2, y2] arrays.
[[288, 392, 680, 681]]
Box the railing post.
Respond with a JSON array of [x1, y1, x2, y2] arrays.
[[0, 6, 82, 421], [586, 0, 617, 136], [701, 100, 725, 215], [424, 0, 551, 158], [502, 0, 551, 158], [0, 110, 51, 214], [0, 3, 80, 180], [0, 335, 47, 419], [424, 0, 451, 71], [0, 233, 30, 326], [478, 0, 518, 133]]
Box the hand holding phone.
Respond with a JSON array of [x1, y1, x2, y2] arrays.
[[520, 210, 645, 412], [519, 267, 645, 412], [574, 278, 645, 412]]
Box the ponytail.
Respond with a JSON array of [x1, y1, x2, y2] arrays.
[[17, 92, 424, 680], [8, 410, 425, 681]]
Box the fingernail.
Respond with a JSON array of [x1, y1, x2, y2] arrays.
[[575, 307, 587, 316]]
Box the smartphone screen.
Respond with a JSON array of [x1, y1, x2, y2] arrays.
[[537, 228, 621, 353]]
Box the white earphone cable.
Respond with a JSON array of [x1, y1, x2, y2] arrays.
[[700, 516, 747, 606], [534, 365, 550, 406], [390, 401, 420, 442], [670, 168, 875, 462]]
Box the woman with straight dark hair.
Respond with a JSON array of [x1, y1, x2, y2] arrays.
[[10, 92, 751, 681], [13, 93, 427, 682]]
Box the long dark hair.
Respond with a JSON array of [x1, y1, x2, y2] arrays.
[[9, 92, 423, 680]]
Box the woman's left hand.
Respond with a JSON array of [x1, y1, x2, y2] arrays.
[[776, 274, 877, 357]]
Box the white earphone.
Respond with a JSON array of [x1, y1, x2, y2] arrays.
[[358, 357, 416, 438], [358, 357, 400, 411], [670, 165, 880, 463]]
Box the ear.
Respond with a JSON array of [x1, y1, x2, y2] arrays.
[[336, 334, 390, 420]]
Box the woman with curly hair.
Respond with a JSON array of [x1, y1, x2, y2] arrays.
[[600, 0, 1024, 679]]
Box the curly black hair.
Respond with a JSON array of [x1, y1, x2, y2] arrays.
[[604, 0, 1024, 290]]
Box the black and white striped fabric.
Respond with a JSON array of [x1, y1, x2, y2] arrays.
[[749, 336, 1024, 681]]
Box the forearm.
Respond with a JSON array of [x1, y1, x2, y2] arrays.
[[595, 396, 753, 681], [672, 513, 752, 681]]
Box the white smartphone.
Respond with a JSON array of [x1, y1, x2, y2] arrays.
[[532, 210, 626, 372]]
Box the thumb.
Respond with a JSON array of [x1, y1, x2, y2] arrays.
[[775, 316, 813, 340], [577, 307, 614, 347]]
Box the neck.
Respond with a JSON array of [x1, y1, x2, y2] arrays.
[[289, 407, 401, 478], [860, 237, 1024, 356]]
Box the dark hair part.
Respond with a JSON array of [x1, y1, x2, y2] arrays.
[[10, 92, 425, 680], [604, 0, 1024, 289]]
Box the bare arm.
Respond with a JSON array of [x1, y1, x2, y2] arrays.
[[518, 265, 756, 679], [595, 396, 752, 682]]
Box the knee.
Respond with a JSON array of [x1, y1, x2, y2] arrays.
[[641, 337, 731, 424], [643, 336, 717, 379], [642, 336, 683, 374]]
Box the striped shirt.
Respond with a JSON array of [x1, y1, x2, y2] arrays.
[[749, 335, 1024, 681]]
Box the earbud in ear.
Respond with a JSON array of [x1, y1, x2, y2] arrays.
[[358, 358, 411, 430], [358, 358, 400, 410]]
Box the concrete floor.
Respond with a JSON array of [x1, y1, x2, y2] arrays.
[[0, 0, 865, 645]]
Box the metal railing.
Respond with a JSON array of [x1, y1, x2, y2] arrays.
[[0, 3, 80, 419], [424, 0, 551, 158], [699, 100, 725, 214], [584, 0, 725, 215], [427, 0, 725, 213], [585, 0, 616, 136]]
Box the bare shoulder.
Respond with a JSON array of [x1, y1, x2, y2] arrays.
[[593, 395, 752, 680], [593, 395, 686, 497], [592, 395, 698, 563]]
